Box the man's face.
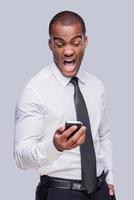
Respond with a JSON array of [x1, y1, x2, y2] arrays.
[[49, 22, 88, 77]]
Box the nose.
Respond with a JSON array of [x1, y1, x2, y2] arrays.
[[64, 45, 74, 56]]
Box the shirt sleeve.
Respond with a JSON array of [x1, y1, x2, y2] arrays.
[[98, 86, 114, 185], [14, 87, 62, 170]]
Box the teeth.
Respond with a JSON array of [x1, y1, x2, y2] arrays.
[[65, 61, 73, 63], [64, 59, 75, 64], [65, 60, 74, 62], [64, 58, 75, 61]]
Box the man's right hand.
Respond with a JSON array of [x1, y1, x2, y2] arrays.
[[53, 125, 86, 151]]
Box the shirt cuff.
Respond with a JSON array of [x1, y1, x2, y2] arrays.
[[106, 170, 114, 185]]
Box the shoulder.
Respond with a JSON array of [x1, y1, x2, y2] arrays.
[[25, 65, 51, 89], [17, 65, 52, 104]]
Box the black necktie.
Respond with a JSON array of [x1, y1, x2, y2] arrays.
[[70, 77, 97, 193]]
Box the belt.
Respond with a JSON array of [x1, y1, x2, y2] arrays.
[[40, 170, 109, 193]]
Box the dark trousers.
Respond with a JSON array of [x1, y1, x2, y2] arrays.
[[35, 180, 116, 200]]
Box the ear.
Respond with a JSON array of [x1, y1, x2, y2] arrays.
[[84, 36, 88, 47], [48, 39, 53, 51]]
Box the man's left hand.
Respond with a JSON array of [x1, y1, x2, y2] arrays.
[[108, 184, 115, 196]]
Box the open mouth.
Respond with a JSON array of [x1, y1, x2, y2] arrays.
[[63, 59, 76, 72], [64, 59, 75, 65]]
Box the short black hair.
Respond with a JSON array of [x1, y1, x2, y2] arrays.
[[49, 11, 86, 36]]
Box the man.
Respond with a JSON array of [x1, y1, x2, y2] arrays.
[[14, 11, 116, 200]]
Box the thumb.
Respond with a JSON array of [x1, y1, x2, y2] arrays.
[[55, 126, 65, 135]]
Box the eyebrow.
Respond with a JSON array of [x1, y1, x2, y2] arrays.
[[71, 35, 83, 41], [52, 37, 64, 41], [52, 35, 83, 41]]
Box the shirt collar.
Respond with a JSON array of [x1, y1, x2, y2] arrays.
[[49, 63, 86, 87]]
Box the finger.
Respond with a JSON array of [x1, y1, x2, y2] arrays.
[[71, 132, 86, 148], [66, 127, 86, 149], [108, 185, 114, 196], [73, 126, 86, 139], [55, 126, 65, 135], [109, 188, 114, 196], [68, 126, 86, 144], [77, 131, 86, 145], [62, 125, 78, 139]]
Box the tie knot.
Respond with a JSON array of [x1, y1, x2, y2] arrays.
[[70, 77, 78, 86]]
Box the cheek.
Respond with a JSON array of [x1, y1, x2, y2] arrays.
[[53, 50, 62, 60], [76, 45, 85, 57], [77, 49, 85, 60]]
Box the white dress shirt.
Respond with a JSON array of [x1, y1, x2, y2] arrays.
[[14, 63, 114, 184]]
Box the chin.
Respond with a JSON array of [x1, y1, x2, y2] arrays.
[[63, 70, 78, 77], [63, 67, 80, 77]]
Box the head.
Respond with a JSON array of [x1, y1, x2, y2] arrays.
[[48, 11, 88, 77]]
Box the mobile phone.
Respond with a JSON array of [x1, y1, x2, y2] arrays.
[[65, 121, 83, 138]]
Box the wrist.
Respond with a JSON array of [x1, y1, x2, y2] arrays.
[[53, 139, 64, 152]]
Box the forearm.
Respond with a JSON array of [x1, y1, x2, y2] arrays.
[[100, 135, 114, 184], [14, 137, 62, 169], [99, 86, 114, 184], [14, 87, 62, 170]]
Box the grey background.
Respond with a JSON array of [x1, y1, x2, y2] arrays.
[[0, 0, 133, 199]]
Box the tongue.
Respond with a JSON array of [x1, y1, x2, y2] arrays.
[[64, 61, 75, 72]]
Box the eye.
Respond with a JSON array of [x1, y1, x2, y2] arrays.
[[72, 40, 82, 47], [72, 42, 80, 47], [53, 40, 65, 48], [56, 44, 64, 48]]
